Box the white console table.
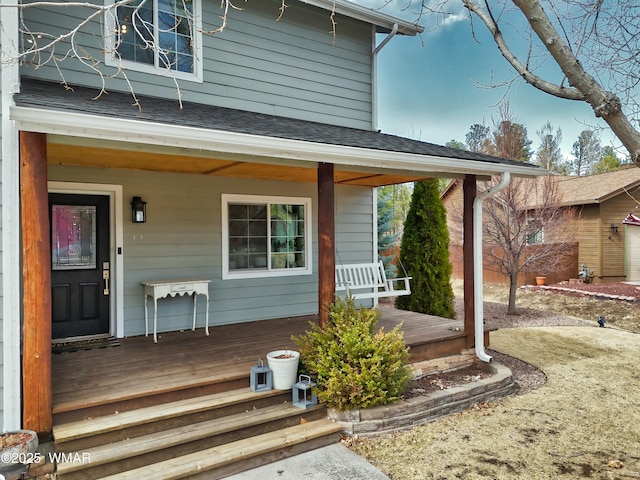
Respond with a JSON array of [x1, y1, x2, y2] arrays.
[[142, 279, 211, 343]]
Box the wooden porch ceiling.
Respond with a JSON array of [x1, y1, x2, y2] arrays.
[[46, 142, 431, 187]]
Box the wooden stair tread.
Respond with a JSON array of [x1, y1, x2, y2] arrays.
[[53, 387, 282, 443], [97, 419, 342, 480], [57, 403, 324, 474], [52, 370, 248, 414]]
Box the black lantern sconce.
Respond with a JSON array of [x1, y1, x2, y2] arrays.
[[610, 223, 618, 234], [131, 196, 147, 223]]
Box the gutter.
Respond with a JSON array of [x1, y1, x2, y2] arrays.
[[372, 23, 398, 132], [10, 106, 543, 178], [473, 172, 511, 363]]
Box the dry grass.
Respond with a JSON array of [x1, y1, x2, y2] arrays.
[[349, 283, 640, 479], [460, 280, 640, 333]]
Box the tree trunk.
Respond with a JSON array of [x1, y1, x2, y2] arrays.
[[507, 273, 518, 315]]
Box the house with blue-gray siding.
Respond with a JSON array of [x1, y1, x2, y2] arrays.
[[0, 0, 541, 460]]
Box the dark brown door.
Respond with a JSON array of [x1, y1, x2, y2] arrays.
[[49, 193, 110, 339]]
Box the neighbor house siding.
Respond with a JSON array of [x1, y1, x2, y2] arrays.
[[575, 204, 601, 277], [600, 194, 628, 278], [48, 165, 374, 335], [20, 0, 374, 129]]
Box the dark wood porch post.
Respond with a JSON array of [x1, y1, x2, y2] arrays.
[[317, 163, 335, 327], [20, 131, 53, 435], [463, 175, 476, 348]]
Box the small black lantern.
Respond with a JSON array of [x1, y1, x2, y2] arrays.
[[131, 196, 147, 223]]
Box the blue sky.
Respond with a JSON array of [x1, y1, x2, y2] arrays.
[[353, 0, 618, 161]]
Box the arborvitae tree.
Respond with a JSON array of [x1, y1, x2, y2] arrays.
[[395, 180, 455, 318]]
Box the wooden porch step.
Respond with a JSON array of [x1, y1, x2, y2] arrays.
[[97, 418, 342, 480], [54, 387, 289, 450], [53, 368, 250, 423], [56, 403, 328, 478]]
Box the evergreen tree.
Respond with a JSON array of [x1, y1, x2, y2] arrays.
[[592, 146, 621, 174], [445, 139, 466, 150], [535, 122, 568, 174], [465, 123, 492, 153], [377, 189, 399, 278], [571, 130, 602, 175], [395, 180, 455, 318]]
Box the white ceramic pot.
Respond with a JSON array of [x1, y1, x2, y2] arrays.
[[266, 350, 300, 390]]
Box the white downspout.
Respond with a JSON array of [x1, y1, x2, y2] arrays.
[[372, 24, 398, 304], [372, 23, 398, 132], [473, 172, 511, 363]]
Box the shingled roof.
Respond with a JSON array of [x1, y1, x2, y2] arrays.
[[555, 167, 640, 206], [15, 78, 541, 177]]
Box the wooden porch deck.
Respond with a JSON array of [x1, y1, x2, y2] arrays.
[[52, 308, 472, 423]]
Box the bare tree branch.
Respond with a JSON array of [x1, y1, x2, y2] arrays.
[[460, 0, 640, 164]]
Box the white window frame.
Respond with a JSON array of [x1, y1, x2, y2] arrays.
[[222, 194, 313, 280], [104, 0, 203, 82]]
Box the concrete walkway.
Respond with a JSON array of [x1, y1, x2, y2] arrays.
[[225, 443, 390, 480]]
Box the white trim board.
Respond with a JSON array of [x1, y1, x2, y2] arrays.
[[11, 106, 544, 179]]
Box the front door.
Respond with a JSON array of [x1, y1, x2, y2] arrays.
[[49, 193, 111, 339]]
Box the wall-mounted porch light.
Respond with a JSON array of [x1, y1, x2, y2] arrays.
[[610, 223, 618, 233], [131, 196, 147, 223]]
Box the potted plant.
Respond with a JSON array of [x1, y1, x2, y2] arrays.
[[266, 350, 300, 390], [0, 429, 38, 476]]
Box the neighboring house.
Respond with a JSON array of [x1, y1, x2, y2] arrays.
[[443, 167, 640, 284], [553, 167, 640, 282], [0, 0, 543, 460]]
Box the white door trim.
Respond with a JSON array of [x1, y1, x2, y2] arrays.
[[48, 182, 125, 337]]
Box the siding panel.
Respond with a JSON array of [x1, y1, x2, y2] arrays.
[[21, 0, 373, 128], [48, 165, 374, 335]]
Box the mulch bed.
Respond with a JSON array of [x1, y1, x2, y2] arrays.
[[405, 364, 493, 399]]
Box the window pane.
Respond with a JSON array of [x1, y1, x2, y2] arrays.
[[157, 0, 194, 72], [52, 205, 97, 270], [270, 203, 305, 269], [116, 0, 195, 73], [116, 0, 154, 65], [228, 203, 267, 271]]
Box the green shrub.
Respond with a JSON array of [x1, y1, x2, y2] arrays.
[[292, 296, 413, 411]]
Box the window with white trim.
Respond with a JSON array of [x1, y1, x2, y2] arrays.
[[222, 194, 312, 279], [107, 0, 202, 80]]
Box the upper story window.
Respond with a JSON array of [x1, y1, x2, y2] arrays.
[[222, 194, 313, 279], [107, 0, 202, 81]]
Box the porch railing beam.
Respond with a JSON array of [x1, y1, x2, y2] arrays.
[[317, 163, 335, 327], [463, 174, 476, 348], [20, 130, 53, 435]]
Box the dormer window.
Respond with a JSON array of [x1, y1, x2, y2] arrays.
[[107, 0, 202, 81]]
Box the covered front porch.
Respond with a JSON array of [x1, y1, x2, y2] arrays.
[[52, 307, 486, 424], [12, 79, 541, 437]]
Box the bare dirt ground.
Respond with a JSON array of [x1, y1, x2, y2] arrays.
[[349, 281, 640, 479]]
